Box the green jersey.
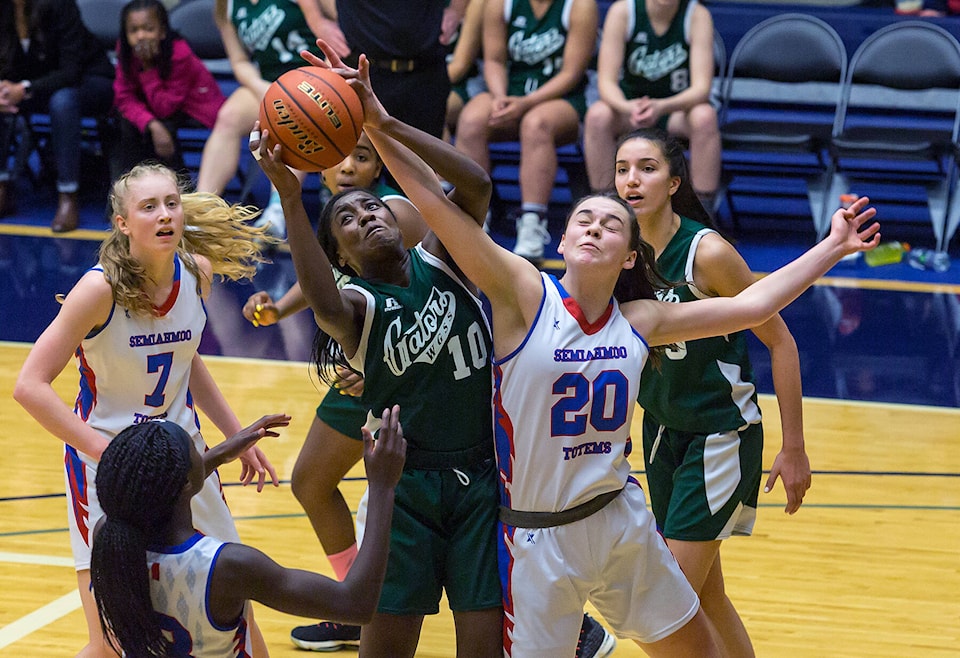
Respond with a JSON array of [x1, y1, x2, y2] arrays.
[[505, 0, 586, 101], [637, 217, 762, 433], [345, 246, 493, 458], [619, 0, 695, 102], [228, 0, 319, 82]]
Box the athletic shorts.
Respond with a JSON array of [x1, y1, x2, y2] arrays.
[[371, 457, 501, 616], [315, 384, 369, 441], [499, 481, 699, 656], [642, 416, 763, 541], [65, 432, 239, 571]]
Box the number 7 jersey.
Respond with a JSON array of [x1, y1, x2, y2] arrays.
[[74, 254, 204, 444], [493, 273, 649, 513]]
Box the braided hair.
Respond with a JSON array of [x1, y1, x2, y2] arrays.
[[91, 421, 193, 657]]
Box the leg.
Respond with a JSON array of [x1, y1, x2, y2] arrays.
[[517, 100, 580, 209], [454, 92, 495, 172], [47, 86, 82, 232], [359, 612, 424, 658], [246, 606, 269, 658], [667, 103, 721, 196], [583, 100, 629, 192], [196, 87, 260, 194], [635, 607, 720, 658], [514, 100, 581, 260], [668, 539, 755, 658], [76, 569, 120, 658], [289, 409, 366, 652], [452, 608, 503, 658], [290, 414, 365, 555]]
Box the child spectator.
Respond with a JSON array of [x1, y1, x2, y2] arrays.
[[113, 0, 226, 174]]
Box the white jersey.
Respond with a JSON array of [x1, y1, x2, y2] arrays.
[[74, 253, 204, 441], [493, 274, 649, 513], [65, 255, 239, 569], [147, 533, 253, 657]]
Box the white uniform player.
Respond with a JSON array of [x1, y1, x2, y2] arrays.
[[66, 254, 238, 570], [494, 273, 699, 657], [147, 533, 253, 657]]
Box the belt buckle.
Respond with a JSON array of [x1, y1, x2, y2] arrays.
[[390, 59, 413, 73]]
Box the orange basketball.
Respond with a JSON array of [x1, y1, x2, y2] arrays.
[[258, 66, 363, 172]]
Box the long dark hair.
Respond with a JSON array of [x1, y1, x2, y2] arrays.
[[615, 128, 717, 230], [310, 189, 399, 386], [117, 0, 177, 80], [91, 421, 193, 657]]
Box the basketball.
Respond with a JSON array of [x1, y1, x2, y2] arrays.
[[258, 66, 363, 172]]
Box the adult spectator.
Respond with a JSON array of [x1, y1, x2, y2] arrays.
[[0, 0, 115, 232]]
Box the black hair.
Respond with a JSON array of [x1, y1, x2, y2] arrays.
[[615, 128, 718, 230], [117, 0, 177, 80], [91, 421, 193, 657], [310, 188, 398, 386]]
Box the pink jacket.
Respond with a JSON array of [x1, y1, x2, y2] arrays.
[[113, 38, 225, 132]]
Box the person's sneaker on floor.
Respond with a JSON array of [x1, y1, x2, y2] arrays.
[[576, 613, 616, 658], [290, 621, 361, 652], [512, 211, 550, 262], [254, 201, 286, 240]]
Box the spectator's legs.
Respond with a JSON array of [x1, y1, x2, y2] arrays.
[[454, 92, 496, 173], [583, 100, 628, 192], [668, 103, 721, 203], [196, 87, 260, 195]]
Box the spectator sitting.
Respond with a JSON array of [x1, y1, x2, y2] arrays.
[[113, 0, 226, 176], [454, 0, 598, 262], [583, 0, 721, 214], [0, 0, 115, 232]]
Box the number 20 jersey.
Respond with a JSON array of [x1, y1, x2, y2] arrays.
[[493, 274, 649, 513]]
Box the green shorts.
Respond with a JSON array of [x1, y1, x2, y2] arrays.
[[378, 457, 502, 616], [642, 415, 763, 541], [315, 385, 369, 441]]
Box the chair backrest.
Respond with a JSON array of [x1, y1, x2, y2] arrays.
[[169, 0, 226, 61], [719, 13, 847, 127], [77, 0, 125, 52], [713, 28, 726, 80], [835, 21, 960, 141]]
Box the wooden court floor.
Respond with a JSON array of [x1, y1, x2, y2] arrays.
[[2, 341, 958, 657]]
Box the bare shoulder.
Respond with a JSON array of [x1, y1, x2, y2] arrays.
[[693, 232, 755, 297]]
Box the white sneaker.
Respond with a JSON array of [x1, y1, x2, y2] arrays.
[[254, 202, 286, 240], [513, 211, 549, 261]]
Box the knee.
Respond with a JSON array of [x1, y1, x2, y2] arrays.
[[687, 103, 719, 136], [584, 101, 616, 136], [48, 87, 79, 118]]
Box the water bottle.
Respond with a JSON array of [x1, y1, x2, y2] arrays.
[[864, 241, 909, 267], [907, 248, 951, 273]]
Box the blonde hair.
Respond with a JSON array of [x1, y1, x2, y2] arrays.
[[99, 163, 278, 316]]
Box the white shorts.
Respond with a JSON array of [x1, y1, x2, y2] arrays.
[[501, 481, 700, 657], [65, 434, 240, 571]]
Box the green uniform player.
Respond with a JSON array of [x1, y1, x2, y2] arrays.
[[638, 216, 763, 540]]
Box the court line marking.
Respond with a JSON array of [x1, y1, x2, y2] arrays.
[[0, 551, 75, 567], [0, 590, 81, 650]]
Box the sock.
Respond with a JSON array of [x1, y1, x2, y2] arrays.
[[268, 187, 282, 208], [328, 543, 358, 581], [520, 202, 548, 218]]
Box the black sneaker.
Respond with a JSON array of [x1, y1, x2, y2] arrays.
[[575, 613, 616, 658], [290, 621, 361, 652]]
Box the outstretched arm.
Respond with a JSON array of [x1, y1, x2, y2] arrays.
[[626, 196, 881, 347], [303, 41, 545, 355], [250, 126, 364, 356], [208, 406, 404, 626]]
